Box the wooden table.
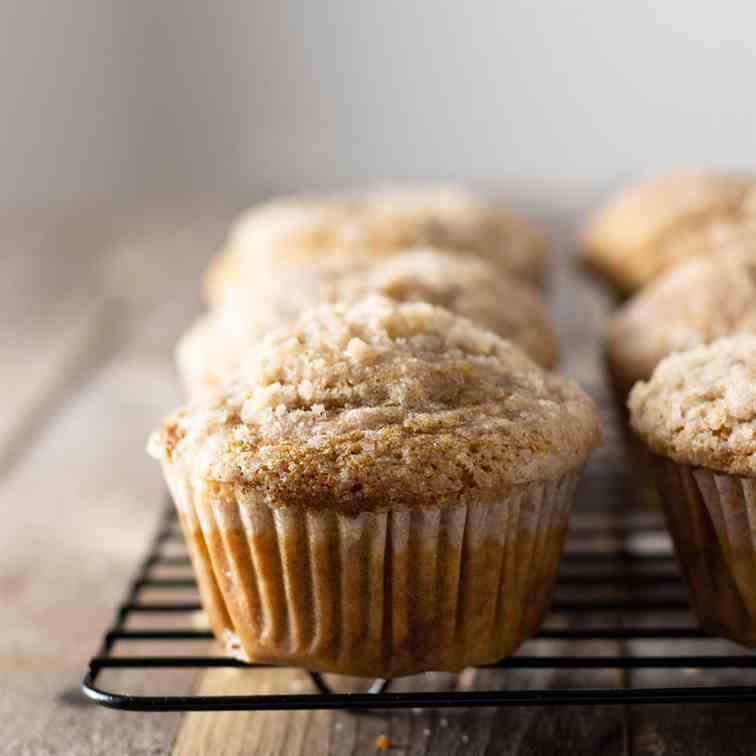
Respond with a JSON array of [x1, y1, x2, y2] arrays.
[[4, 193, 756, 755]]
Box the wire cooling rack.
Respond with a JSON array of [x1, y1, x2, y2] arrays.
[[82, 497, 756, 712]]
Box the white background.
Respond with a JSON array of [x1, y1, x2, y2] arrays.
[[1, 1, 754, 211]]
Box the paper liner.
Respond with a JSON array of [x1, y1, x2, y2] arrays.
[[651, 456, 756, 645], [162, 465, 581, 677], [164, 475, 235, 641]]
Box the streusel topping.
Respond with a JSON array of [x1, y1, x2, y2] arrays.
[[154, 297, 598, 511], [177, 247, 558, 394], [606, 247, 756, 393], [582, 170, 756, 292], [203, 185, 548, 304], [629, 335, 756, 476]]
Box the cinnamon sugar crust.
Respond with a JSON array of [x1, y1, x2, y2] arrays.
[[581, 170, 756, 293], [629, 335, 756, 476], [177, 247, 558, 394], [203, 185, 549, 304], [605, 247, 756, 399], [153, 297, 598, 512]]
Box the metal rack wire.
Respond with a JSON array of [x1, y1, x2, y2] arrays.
[[82, 502, 756, 712]]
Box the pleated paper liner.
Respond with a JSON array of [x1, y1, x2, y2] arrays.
[[651, 455, 756, 645], [168, 475, 235, 640], [164, 466, 581, 677]]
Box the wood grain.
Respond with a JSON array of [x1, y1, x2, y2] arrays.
[[174, 641, 626, 756], [0, 210, 228, 755]]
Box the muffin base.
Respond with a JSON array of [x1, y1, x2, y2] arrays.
[[164, 468, 581, 678], [651, 456, 756, 645]]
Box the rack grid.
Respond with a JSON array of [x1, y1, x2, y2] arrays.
[[82, 500, 756, 711]]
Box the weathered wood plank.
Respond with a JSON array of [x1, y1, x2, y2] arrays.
[[628, 615, 756, 755], [0, 211, 228, 755], [630, 702, 756, 756], [0, 217, 115, 475], [174, 640, 626, 756]]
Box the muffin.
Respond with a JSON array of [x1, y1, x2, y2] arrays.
[[605, 247, 756, 405], [150, 296, 599, 677], [177, 247, 559, 395], [204, 185, 550, 306], [629, 336, 756, 644], [581, 170, 756, 295]]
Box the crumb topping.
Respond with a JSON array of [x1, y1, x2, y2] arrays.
[[629, 335, 756, 476], [606, 247, 756, 392], [582, 170, 756, 291], [203, 185, 548, 304], [177, 247, 558, 394], [154, 297, 599, 511]]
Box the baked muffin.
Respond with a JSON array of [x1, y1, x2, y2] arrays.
[[605, 248, 756, 405], [150, 296, 599, 677], [581, 170, 756, 294], [629, 336, 756, 645], [177, 247, 559, 395], [204, 185, 549, 305]]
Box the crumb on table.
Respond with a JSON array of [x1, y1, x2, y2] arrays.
[[376, 734, 391, 750]]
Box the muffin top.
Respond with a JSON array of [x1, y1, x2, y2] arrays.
[[581, 170, 756, 293], [629, 335, 756, 476], [154, 297, 599, 512], [203, 185, 549, 304], [605, 247, 756, 396], [177, 247, 559, 394]]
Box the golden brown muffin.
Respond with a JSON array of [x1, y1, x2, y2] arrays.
[[604, 245, 756, 512], [581, 170, 756, 294], [150, 296, 599, 677], [177, 247, 559, 395], [630, 336, 756, 645], [204, 185, 549, 305], [605, 247, 756, 403]]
